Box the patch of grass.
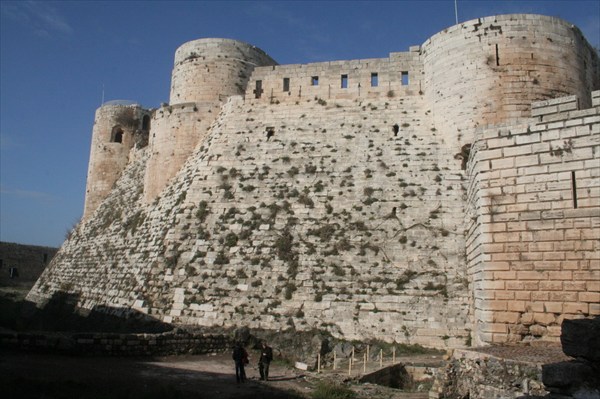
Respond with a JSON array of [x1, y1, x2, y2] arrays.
[[311, 380, 356, 399]]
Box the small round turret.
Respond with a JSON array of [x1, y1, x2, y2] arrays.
[[83, 102, 151, 219]]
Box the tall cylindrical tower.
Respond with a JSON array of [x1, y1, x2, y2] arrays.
[[422, 14, 600, 145], [143, 39, 277, 202], [169, 38, 277, 104], [83, 102, 151, 219]]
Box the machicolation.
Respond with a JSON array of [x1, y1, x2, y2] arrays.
[[28, 14, 599, 349]]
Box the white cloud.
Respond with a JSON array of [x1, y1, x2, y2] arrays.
[[0, 186, 56, 202], [2, 0, 73, 37]]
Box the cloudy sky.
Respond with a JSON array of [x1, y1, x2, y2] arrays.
[[1, 0, 599, 247]]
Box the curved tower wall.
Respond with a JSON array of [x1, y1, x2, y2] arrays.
[[422, 14, 600, 145], [83, 104, 151, 219], [143, 39, 277, 202], [169, 38, 277, 104]]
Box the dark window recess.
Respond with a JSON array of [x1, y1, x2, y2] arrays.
[[311, 76, 319, 86], [393, 124, 400, 137], [401, 71, 409, 86], [283, 77, 290, 92], [572, 171, 578, 209], [371, 73, 378, 87], [266, 127, 275, 141], [254, 80, 263, 99], [0, 259, 3, 269], [9, 267, 18, 278], [142, 115, 151, 131], [495, 44, 500, 66], [111, 126, 123, 143], [391, 207, 397, 216], [341, 74, 348, 89], [43, 253, 48, 263]]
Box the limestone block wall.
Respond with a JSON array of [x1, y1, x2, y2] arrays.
[[422, 14, 600, 148], [30, 91, 472, 348], [143, 102, 222, 202], [143, 39, 277, 203], [246, 47, 422, 103], [466, 91, 600, 345], [84, 104, 151, 219], [169, 38, 277, 104]]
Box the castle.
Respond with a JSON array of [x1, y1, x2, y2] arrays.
[[27, 14, 599, 348]]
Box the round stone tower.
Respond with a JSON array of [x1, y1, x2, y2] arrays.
[[83, 101, 151, 219], [143, 39, 277, 202], [422, 14, 600, 145], [169, 38, 277, 104]]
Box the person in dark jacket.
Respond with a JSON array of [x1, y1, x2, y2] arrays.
[[258, 341, 273, 381], [232, 342, 249, 383]]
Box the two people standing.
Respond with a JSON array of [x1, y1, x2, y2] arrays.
[[232, 341, 273, 383]]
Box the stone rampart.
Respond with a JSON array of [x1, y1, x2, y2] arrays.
[[34, 15, 600, 348], [466, 90, 600, 345], [0, 330, 230, 356], [246, 47, 422, 102]]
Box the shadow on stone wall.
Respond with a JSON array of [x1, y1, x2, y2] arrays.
[[2, 290, 171, 334]]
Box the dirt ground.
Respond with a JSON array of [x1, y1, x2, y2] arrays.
[[0, 350, 309, 399], [1, 349, 436, 399]]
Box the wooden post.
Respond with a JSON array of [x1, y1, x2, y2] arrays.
[[333, 351, 336, 370], [379, 349, 383, 368], [348, 353, 352, 376], [363, 353, 367, 373], [392, 346, 396, 364], [351, 346, 355, 363], [317, 353, 321, 373], [366, 345, 370, 363]]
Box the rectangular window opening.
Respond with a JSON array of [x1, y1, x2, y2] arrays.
[[495, 44, 500, 66], [571, 171, 578, 209], [311, 76, 319, 86], [401, 71, 409, 86], [283, 77, 290, 92], [371, 72, 378, 87], [341, 74, 348, 89], [254, 80, 262, 99]]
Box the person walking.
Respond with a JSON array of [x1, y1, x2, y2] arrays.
[[258, 341, 273, 381], [232, 342, 249, 383]]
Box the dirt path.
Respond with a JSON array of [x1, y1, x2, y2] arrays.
[[1, 350, 308, 398]]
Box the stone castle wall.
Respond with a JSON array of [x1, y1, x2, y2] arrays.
[[0, 242, 57, 287], [246, 47, 422, 102], [466, 91, 600, 345], [35, 14, 599, 348], [422, 14, 599, 147], [84, 104, 151, 219], [142, 39, 278, 203]]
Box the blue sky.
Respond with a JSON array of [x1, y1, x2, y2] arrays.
[[1, 1, 599, 247]]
